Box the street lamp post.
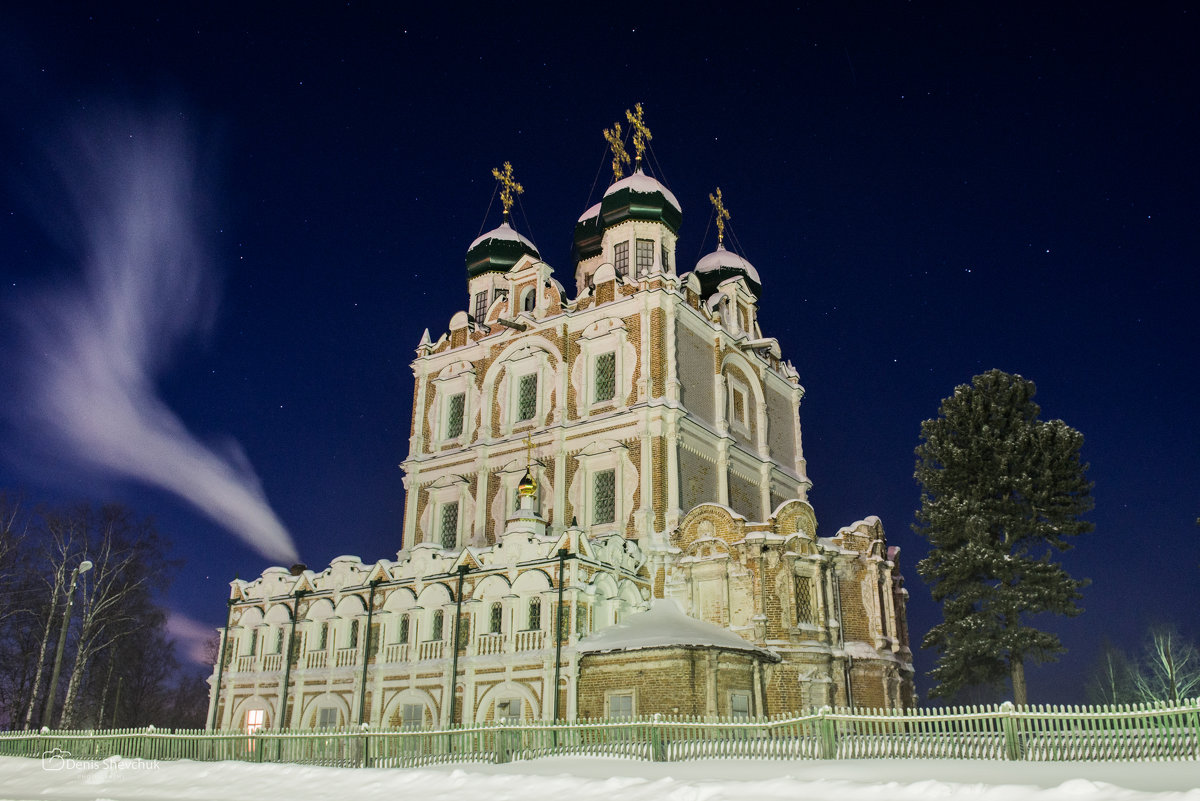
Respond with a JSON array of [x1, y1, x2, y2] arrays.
[[447, 565, 470, 727], [42, 559, 93, 730]]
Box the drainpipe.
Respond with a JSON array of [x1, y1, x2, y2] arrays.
[[358, 579, 381, 725], [448, 565, 470, 726], [277, 589, 306, 730], [209, 598, 236, 730]]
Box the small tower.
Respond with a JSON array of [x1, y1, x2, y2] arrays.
[[465, 162, 540, 326]]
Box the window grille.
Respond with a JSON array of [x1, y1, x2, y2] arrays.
[[349, 619, 359, 648], [613, 241, 629, 277], [445, 393, 465, 438], [318, 622, 328, 650], [275, 627, 284, 653], [593, 469, 616, 525], [432, 610, 444, 640], [636, 238, 653, 276], [401, 704, 424, 730], [527, 597, 542, 630], [440, 501, 459, 549], [398, 615, 409, 644], [490, 602, 503, 634], [517, 374, 537, 421], [248, 631, 257, 656], [796, 576, 815, 625], [594, 352, 616, 402], [609, 693, 633, 719], [576, 603, 588, 636], [557, 601, 570, 640], [456, 613, 470, 649], [474, 290, 488, 322], [318, 707, 338, 729]]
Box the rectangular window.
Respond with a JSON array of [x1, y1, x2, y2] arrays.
[[493, 287, 507, 307], [445, 393, 465, 438], [576, 603, 588, 637], [636, 238, 653, 276], [367, 622, 380, 659], [613, 241, 629, 277], [245, 708, 264, 734], [402, 703, 424, 730], [440, 502, 459, 549], [594, 352, 616, 403], [398, 615, 409, 644], [517, 374, 537, 422], [730, 692, 751, 719], [318, 622, 328, 650], [608, 692, 634, 719], [473, 290, 488, 322], [456, 613, 470, 650], [497, 699, 521, 723], [318, 707, 339, 729], [593, 469, 616, 525], [796, 576, 815, 625], [661, 243, 669, 273], [527, 597, 541, 630], [275, 627, 284, 653], [248, 631, 257, 656], [732, 388, 746, 426], [490, 602, 503, 634], [432, 610, 444, 640]]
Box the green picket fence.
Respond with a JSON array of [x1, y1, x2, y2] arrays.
[[2, 699, 1197, 767]]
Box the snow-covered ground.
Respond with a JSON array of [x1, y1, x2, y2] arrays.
[[2, 754, 1198, 801]]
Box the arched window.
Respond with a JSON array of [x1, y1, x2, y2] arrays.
[[432, 610, 444, 640], [398, 614, 410, 644], [523, 288, 536, 312], [527, 597, 542, 630], [490, 602, 503, 634]]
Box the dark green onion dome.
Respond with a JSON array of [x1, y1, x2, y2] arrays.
[[695, 244, 762, 299], [466, 222, 540, 280], [572, 202, 603, 263], [598, 169, 682, 234]]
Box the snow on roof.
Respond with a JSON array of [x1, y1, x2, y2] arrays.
[[695, 244, 760, 284], [603, 170, 681, 212], [577, 202, 601, 223], [468, 221, 538, 252], [576, 599, 777, 659]]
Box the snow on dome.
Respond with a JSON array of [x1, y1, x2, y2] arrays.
[[577, 202, 601, 223], [695, 244, 760, 285], [603, 170, 681, 212], [468, 221, 538, 252], [577, 599, 777, 659]]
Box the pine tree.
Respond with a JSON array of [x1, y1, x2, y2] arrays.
[[914, 369, 1093, 705]]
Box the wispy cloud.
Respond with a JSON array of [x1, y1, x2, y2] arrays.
[[2, 110, 297, 563], [165, 608, 219, 665]]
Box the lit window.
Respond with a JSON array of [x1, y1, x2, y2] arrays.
[[593, 469, 616, 525], [497, 699, 521, 723], [527, 597, 542, 630], [636, 238, 653, 276], [445, 393, 465, 438], [440, 501, 459, 549], [730, 692, 751, 719], [474, 290, 488, 322], [608, 693, 633, 719], [245, 708, 265, 735], [402, 703, 424, 730], [613, 241, 629, 277], [490, 602, 503, 634], [398, 615, 409, 644], [432, 610, 444, 640], [318, 707, 338, 729], [517, 374, 537, 422], [594, 352, 616, 403]]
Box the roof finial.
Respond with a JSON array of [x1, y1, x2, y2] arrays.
[[518, 432, 537, 497], [625, 102, 652, 171], [603, 121, 631, 181], [491, 161, 524, 223], [709, 187, 731, 247]]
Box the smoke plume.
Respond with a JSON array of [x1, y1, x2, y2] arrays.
[[3, 113, 298, 564]]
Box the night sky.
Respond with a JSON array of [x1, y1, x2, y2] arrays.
[[1, 4, 1197, 704]]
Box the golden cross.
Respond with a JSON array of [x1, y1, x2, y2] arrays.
[[603, 122, 631, 181], [491, 161, 524, 222], [625, 103, 652, 169], [709, 187, 731, 247]]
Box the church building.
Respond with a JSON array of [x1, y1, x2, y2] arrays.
[[206, 107, 915, 732]]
